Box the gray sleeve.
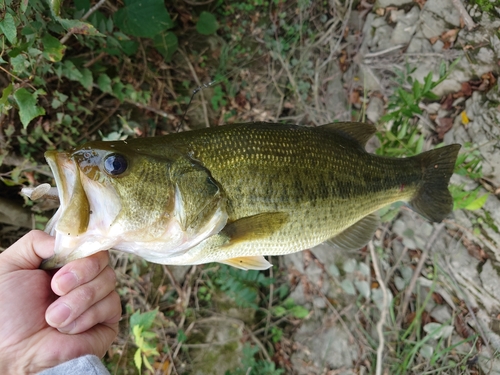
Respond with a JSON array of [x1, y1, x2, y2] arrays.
[[37, 355, 110, 375]]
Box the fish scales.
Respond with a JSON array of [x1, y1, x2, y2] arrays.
[[122, 124, 423, 257], [36, 122, 461, 270]]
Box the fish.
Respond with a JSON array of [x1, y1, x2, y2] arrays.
[[29, 122, 460, 270]]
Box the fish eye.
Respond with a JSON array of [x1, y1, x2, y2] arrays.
[[104, 153, 128, 176]]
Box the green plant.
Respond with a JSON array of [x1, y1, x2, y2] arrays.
[[213, 265, 274, 309], [377, 60, 458, 158], [129, 308, 161, 373], [377, 60, 489, 213], [225, 344, 284, 375]]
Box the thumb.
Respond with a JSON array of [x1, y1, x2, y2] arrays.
[[0, 230, 55, 272]]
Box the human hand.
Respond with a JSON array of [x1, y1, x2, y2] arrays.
[[0, 230, 121, 374]]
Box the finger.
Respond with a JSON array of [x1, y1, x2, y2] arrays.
[[51, 251, 110, 296], [46, 266, 116, 328], [56, 290, 121, 335], [0, 231, 55, 272]]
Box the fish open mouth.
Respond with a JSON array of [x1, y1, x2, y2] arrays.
[[44, 151, 90, 238]]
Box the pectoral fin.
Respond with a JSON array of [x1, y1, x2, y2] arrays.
[[328, 213, 379, 251], [220, 256, 272, 270], [222, 212, 289, 246]]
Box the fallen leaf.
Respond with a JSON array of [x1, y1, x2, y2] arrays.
[[461, 82, 472, 97], [436, 117, 453, 140]]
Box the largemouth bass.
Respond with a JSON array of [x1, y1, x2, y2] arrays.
[[31, 122, 460, 270]]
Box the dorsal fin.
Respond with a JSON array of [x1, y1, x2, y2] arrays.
[[321, 122, 376, 147]]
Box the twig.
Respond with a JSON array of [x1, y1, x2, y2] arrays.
[[264, 264, 274, 338], [178, 49, 211, 128], [362, 44, 406, 59], [398, 222, 445, 326], [60, 0, 108, 44], [318, 0, 353, 70], [369, 241, 388, 375], [182, 0, 216, 4], [450, 0, 476, 31], [442, 256, 491, 353], [248, 329, 272, 363], [123, 98, 176, 120]]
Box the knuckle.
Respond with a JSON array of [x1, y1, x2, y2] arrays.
[[103, 266, 117, 284], [77, 285, 96, 303]]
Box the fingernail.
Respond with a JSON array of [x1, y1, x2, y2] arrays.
[[56, 272, 78, 294], [57, 321, 76, 333], [47, 303, 71, 326]]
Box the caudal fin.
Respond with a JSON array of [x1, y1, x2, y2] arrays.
[[410, 144, 461, 222]]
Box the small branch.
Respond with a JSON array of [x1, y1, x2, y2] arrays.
[[397, 222, 445, 326], [369, 241, 388, 375], [178, 49, 211, 128], [123, 98, 176, 120], [60, 0, 108, 44], [451, 0, 477, 31]]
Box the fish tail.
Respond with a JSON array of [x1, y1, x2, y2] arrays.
[[409, 144, 461, 222]]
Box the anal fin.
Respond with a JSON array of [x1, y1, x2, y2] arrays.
[[220, 256, 272, 270], [328, 213, 379, 251]]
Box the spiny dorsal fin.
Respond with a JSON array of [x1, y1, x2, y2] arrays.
[[220, 256, 272, 270], [328, 213, 379, 251], [321, 122, 376, 147], [222, 212, 289, 246]]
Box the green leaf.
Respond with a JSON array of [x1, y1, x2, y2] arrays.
[[49, 0, 63, 17], [143, 354, 155, 372], [177, 329, 187, 343], [62, 60, 83, 82], [412, 80, 421, 99], [290, 305, 309, 319], [79, 68, 93, 91], [465, 193, 489, 210], [196, 11, 218, 35], [58, 19, 103, 36], [130, 308, 158, 331], [97, 74, 112, 93], [133, 348, 142, 371], [153, 31, 178, 61], [13, 88, 45, 128], [20, 0, 29, 13], [423, 73, 434, 93], [0, 83, 13, 106], [42, 34, 66, 62], [114, 0, 174, 38], [0, 13, 17, 44]]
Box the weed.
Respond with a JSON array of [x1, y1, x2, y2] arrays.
[[225, 344, 284, 375], [129, 308, 161, 373]]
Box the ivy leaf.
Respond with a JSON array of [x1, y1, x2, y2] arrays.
[[13, 88, 45, 128], [196, 11, 218, 35], [114, 0, 174, 38], [0, 13, 17, 44]]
